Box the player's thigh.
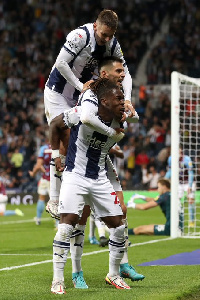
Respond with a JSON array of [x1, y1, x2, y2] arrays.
[[44, 87, 72, 125], [90, 178, 123, 218], [59, 172, 89, 217], [154, 224, 170, 236]]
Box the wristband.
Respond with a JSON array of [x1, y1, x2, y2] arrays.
[[51, 149, 60, 159]]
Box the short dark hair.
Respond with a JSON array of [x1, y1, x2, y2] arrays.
[[90, 78, 119, 103], [97, 9, 118, 30], [98, 56, 123, 72], [158, 178, 170, 189]]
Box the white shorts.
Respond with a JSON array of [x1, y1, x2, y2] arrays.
[[178, 182, 195, 199], [44, 86, 72, 125], [37, 178, 50, 196], [58, 172, 123, 218]]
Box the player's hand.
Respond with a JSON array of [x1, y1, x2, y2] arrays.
[[29, 171, 34, 177], [82, 80, 94, 92], [54, 157, 65, 172], [112, 128, 125, 142], [124, 100, 135, 118]]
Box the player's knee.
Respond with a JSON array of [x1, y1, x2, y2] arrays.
[[103, 215, 122, 228]]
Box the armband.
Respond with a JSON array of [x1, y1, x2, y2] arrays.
[[51, 149, 60, 159]]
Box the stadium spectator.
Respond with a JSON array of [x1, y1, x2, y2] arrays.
[[142, 164, 160, 190]]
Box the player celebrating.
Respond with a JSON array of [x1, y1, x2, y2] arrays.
[[50, 79, 140, 294], [44, 9, 134, 218], [127, 179, 183, 236], [165, 147, 195, 227], [29, 139, 52, 225], [49, 57, 144, 288]]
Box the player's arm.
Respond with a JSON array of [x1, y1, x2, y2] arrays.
[[80, 98, 124, 142], [132, 200, 158, 210], [109, 145, 124, 159], [29, 158, 45, 177], [55, 29, 93, 92]]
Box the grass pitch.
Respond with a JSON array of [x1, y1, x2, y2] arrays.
[[0, 203, 199, 300]]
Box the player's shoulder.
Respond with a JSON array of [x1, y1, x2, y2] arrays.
[[81, 89, 98, 104], [65, 25, 89, 50]]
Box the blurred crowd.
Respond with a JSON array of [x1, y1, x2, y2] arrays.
[[146, 0, 200, 84], [0, 0, 198, 192]]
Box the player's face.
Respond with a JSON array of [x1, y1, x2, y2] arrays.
[[93, 22, 115, 46], [157, 183, 164, 195], [107, 88, 125, 121], [102, 62, 125, 86]]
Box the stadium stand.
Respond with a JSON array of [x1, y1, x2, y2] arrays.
[[0, 0, 198, 192]]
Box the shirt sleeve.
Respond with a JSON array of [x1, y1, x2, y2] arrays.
[[80, 96, 117, 137], [55, 28, 88, 91]]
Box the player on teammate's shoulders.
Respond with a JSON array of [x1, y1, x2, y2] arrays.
[[44, 9, 134, 218], [127, 178, 183, 236], [165, 147, 195, 227]]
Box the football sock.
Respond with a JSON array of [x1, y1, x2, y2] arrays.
[[36, 200, 45, 219], [95, 219, 106, 238], [50, 158, 62, 201], [70, 224, 85, 273], [120, 218, 129, 264], [108, 225, 125, 276], [53, 223, 73, 281], [128, 228, 135, 235], [189, 203, 195, 222], [4, 210, 16, 216]]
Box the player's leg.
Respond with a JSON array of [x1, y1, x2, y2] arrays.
[[70, 205, 90, 289], [95, 217, 109, 247], [91, 180, 130, 289], [44, 87, 69, 219], [102, 215, 130, 289], [187, 184, 195, 227], [34, 179, 46, 225], [116, 190, 145, 281], [0, 195, 24, 216], [51, 173, 88, 294], [88, 212, 99, 244]]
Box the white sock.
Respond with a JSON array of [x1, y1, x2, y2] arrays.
[[50, 158, 62, 201], [120, 218, 129, 264], [95, 219, 106, 238], [70, 224, 86, 274], [108, 225, 125, 276], [89, 214, 96, 238], [53, 223, 74, 281]]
